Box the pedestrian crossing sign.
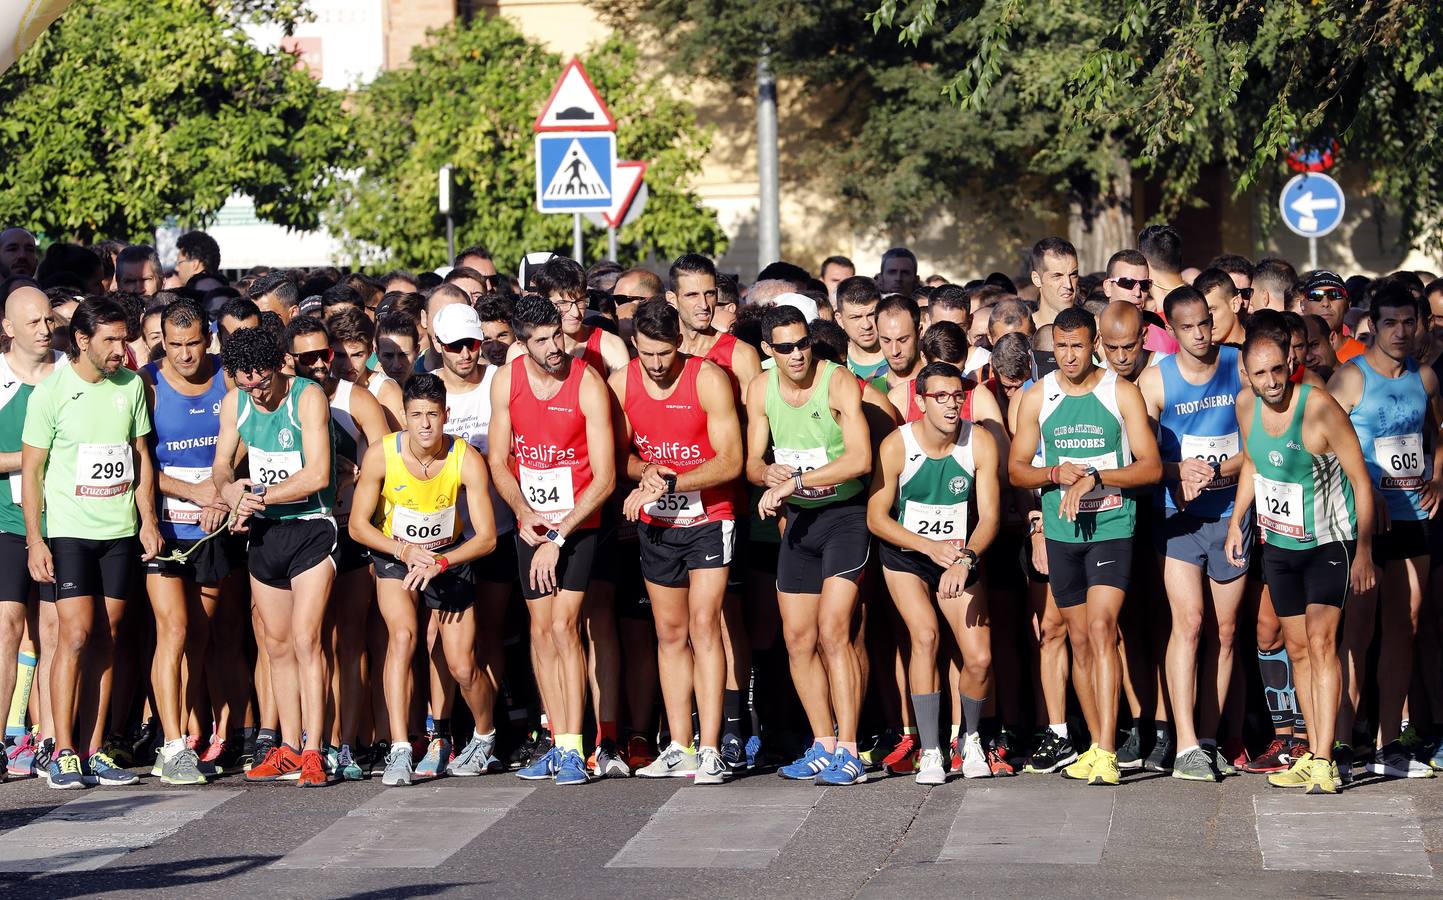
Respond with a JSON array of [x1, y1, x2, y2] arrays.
[[535, 132, 615, 213]]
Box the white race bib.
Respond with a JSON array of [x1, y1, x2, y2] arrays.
[[519, 464, 575, 522], [1180, 432, 1240, 490], [161, 465, 211, 525], [392, 505, 457, 550], [8, 470, 19, 505], [1375, 433, 1426, 490], [901, 500, 968, 547], [76, 442, 133, 499], [774, 446, 835, 501], [644, 489, 704, 526], [249, 448, 303, 505], [1060, 452, 1122, 513], [1255, 475, 1306, 539]]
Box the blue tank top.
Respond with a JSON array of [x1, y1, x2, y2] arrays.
[[145, 356, 227, 540], [1349, 355, 1431, 521], [1155, 345, 1242, 518]]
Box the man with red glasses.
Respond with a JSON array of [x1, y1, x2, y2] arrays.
[[1304, 270, 1366, 364], [429, 302, 518, 778], [287, 316, 389, 782]]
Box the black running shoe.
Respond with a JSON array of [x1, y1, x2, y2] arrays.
[[720, 735, 746, 772], [521, 733, 553, 770], [508, 731, 539, 770], [1144, 729, 1174, 773], [1116, 726, 1144, 770], [1023, 731, 1077, 774]]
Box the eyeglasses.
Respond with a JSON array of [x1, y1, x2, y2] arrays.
[[1307, 289, 1346, 303], [552, 297, 585, 312], [1238, 287, 1254, 302], [294, 349, 333, 367], [769, 335, 812, 355], [1107, 277, 1152, 292], [236, 371, 274, 392], [922, 390, 969, 405], [443, 338, 481, 353]]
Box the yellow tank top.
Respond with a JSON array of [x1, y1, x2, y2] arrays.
[[376, 432, 466, 550]]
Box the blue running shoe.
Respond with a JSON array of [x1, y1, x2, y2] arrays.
[[816, 747, 868, 785], [48, 750, 86, 790], [87, 750, 139, 786], [516, 746, 561, 780], [779, 742, 832, 780], [414, 737, 451, 779], [745, 735, 761, 770], [554, 749, 589, 786]]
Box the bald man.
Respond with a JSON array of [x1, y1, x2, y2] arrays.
[[1098, 302, 1157, 381], [0, 229, 38, 279]]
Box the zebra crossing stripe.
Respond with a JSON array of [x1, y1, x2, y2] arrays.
[[0, 790, 241, 874], [271, 783, 535, 870], [938, 784, 1115, 865], [607, 782, 824, 868], [1254, 794, 1433, 877]]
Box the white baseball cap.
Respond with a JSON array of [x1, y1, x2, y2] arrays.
[[431, 303, 485, 344], [770, 291, 819, 323]]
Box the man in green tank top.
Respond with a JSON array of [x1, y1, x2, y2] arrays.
[[1009, 306, 1162, 787], [212, 326, 338, 789], [745, 303, 873, 785], [1227, 330, 1375, 795]]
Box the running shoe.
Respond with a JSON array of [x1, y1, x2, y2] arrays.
[[719, 735, 746, 772], [1205, 743, 1236, 777], [160, 748, 207, 786], [87, 751, 138, 786], [371, 740, 393, 777], [961, 734, 991, 779], [1025, 731, 1078, 774], [335, 744, 365, 781], [1242, 737, 1293, 774], [1222, 738, 1249, 774], [249, 733, 276, 773], [816, 747, 867, 785], [744, 735, 761, 769], [693, 747, 728, 785], [6, 732, 36, 778], [1332, 741, 1354, 784], [1267, 752, 1313, 789], [986, 735, 1015, 776], [915, 748, 947, 785], [448, 734, 499, 777], [521, 733, 554, 770], [859, 730, 898, 770], [882, 733, 919, 775], [1172, 747, 1217, 782], [101, 735, 136, 769], [1399, 723, 1428, 760], [779, 742, 832, 780], [1304, 757, 1337, 795], [1087, 750, 1121, 786], [1143, 729, 1174, 773], [200, 737, 238, 776], [414, 737, 451, 779], [48, 750, 86, 790], [297, 749, 329, 787], [554, 749, 589, 786], [382, 744, 414, 786], [592, 737, 631, 778], [625, 734, 657, 771], [246, 745, 303, 782], [508, 731, 544, 770], [1115, 725, 1144, 770], [1430, 738, 1443, 772], [1288, 738, 1310, 764], [949, 737, 962, 773], [638, 741, 698, 778], [34, 737, 54, 783], [1368, 741, 1436, 779], [1061, 744, 1099, 781], [516, 746, 561, 780]]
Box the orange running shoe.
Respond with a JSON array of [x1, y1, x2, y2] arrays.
[[298, 748, 329, 787], [246, 744, 302, 782], [625, 734, 657, 771], [883, 734, 919, 775]]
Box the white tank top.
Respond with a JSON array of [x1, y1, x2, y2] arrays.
[[444, 365, 514, 535], [365, 370, 394, 401]]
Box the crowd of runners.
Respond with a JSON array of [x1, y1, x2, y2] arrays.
[[0, 223, 1440, 797]]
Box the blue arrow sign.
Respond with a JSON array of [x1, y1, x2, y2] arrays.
[[1279, 173, 1345, 238], [536, 133, 615, 213]]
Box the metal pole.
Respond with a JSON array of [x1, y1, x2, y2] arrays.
[[446, 214, 455, 267], [573, 213, 584, 262], [608, 226, 618, 263], [1308, 236, 1317, 271], [756, 45, 780, 272]]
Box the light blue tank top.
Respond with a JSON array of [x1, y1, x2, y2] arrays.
[[1349, 355, 1431, 521]]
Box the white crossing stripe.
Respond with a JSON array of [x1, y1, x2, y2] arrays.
[[607, 782, 823, 868], [0, 790, 240, 874], [270, 783, 534, 870], [1254, 793, 1433, 877], [939, 784, 1115, 865]]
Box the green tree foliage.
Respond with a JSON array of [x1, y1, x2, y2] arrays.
[[333, 15, 725, 271], [0, 0, 351, 244]]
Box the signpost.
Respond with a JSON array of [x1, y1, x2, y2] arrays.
[[1279, 172, 1345, 271], [534, 58, 646, 263]]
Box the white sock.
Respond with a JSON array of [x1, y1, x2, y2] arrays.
[[162, 738, 186, 758], [1049, 723, 1068, 738], [1178, 743, 1201, 756]]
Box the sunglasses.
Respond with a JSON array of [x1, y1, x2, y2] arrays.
[[294, 348, 333, 367], [1238, 287, 1254, 301], [769, 335, 813, 355], [1108, 277, 1152, 292], [1307, 289, 1346, 302], [922, 390, 969, 405], [443, 338, 481, 353]]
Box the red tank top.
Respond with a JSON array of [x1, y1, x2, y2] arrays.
[[581, 326, 606, 375], [508, 356, 598, 529], [625, 357, 733, 527]]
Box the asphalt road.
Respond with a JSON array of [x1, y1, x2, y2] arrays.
[[0, 761, 1440, 899]]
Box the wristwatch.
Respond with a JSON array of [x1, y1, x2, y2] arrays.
[[662, 473, 678, 493], [545, 528, 566, 547], [250, 482, 268, 498], [1083, 465, 1101, 485], [1208, 459, 1222, 480], [957, 548, 979, 568]]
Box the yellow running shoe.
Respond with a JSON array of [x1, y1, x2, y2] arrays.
[[1088, 750, 1121, 786], [1305, 757, 1337, 795], [1061, 743, 1099, 780], [1267, 752, 1313, 788]]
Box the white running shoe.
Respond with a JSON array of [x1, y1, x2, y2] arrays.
[[915, 748, 947, 785], [961, 733, 992, 779]]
